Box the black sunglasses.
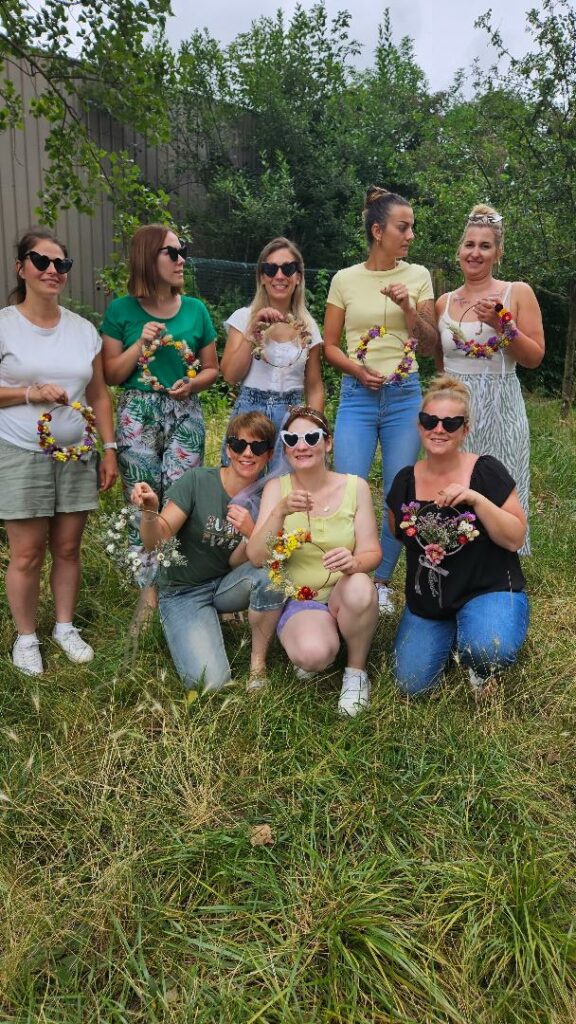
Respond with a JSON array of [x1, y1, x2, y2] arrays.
[[158, 244, 188, 262], [419, 412, 467, 433], [226, 436, 272, 456], [261, 261, 300, 278], [280, 429, 326, 448], [25, 251, 73, 274]]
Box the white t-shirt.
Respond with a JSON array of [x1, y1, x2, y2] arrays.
[[224, 306, 323, 392], [0, 305, 102, 451]]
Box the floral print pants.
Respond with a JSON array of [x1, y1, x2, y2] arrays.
[[116, 389, 205, 582]]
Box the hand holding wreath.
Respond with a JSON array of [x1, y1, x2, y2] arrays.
[[435, 484, 484, 509], [380, 283, 412, 314], [472, 297, 504, 331], [322, 547, 357, 573], [131, 481, 159, 512], [28, 383, 69, 404]]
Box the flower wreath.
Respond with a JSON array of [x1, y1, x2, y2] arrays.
[[356, 328, 418, 383], [138, 333, 201, 391], [400, 501, 480, 606], [37, 402, 97, 462], [448, 302, 519, 359], [266, 526, 331, 601], [250, 314, 312, 368], [101, 506, 187, 582]]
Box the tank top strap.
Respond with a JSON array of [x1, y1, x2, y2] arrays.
[[442, 292, 454, 319], [341, 474, 358, 515], [502, 282, 513, 307], [279, 474, 292, 498]]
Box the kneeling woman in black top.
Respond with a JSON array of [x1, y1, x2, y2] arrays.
[[386, 375, 529, 697]]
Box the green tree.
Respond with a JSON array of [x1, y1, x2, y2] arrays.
[[475, 0, 576, 413], [0, 1, 176, 242]]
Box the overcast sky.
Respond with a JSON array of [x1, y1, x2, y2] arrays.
[[165, 0, 540, 92]]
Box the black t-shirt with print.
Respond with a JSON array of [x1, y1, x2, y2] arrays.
[[159, 467, 241, 589], [386, 455, 526, 620]]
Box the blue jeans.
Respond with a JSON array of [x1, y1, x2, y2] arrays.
[[158, 562, 284, 691], [221, 385, 303, 475], [333, 374, 422, 581], [393, 591, 530, 696]]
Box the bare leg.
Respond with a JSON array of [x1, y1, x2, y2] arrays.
[[279, 609, 340, 672], [328, 574, 378, 669], [248, 607, 282, 675], [5, 518, 49, 633], [48, 511, 89, 622]]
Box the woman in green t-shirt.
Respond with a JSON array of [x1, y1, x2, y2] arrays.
[[130, 412, 284, 694], [102, 224, 218, 623]]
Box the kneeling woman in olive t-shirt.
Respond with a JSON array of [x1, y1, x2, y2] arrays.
[[130, 412, 284, 693]]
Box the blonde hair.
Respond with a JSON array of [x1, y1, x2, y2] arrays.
[[250, 237, 314, 331], [362, 185, 411, 247], [127, 224, 183, 299], [422, 375, 471, 421], [458, 203, 504, 256]]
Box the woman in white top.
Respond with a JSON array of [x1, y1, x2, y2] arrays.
[[0, 228, 117, 676], [221, 237, 324, 473], [435, 204, 545, 553]]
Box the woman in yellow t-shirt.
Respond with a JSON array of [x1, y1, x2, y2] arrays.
[[324, 186, 439, 614], [247, 407, 381, 717]]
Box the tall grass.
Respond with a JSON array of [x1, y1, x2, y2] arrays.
[[0, 394, 575, 1022]]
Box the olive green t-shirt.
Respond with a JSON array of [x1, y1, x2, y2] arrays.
[[158, 467, 242, 589], [100, 294, 216, 391]]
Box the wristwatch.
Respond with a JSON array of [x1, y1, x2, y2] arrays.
[[103, 442, 118, 451]]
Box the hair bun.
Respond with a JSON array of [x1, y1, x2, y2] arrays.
[[364, 185, 391, 209]]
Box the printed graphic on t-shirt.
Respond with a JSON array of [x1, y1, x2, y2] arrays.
[[202, 514, 240, 549]]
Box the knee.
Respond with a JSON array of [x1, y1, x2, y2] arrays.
[[289, 635, 339, 673], [51, 539, 81, 563], [338, 573, 377, 613], [393, 662, 442, 698], [10, 544, 45, 573], [459, 632, 522, 671]]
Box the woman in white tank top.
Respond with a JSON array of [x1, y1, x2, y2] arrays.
[[435, 204, 545, 554]]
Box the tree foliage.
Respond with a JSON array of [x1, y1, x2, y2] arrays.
[[0, 0, 175, 230]]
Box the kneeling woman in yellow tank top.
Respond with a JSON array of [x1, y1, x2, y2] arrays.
[[247, 407, 381, 717]]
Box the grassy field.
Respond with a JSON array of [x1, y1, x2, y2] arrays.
[[1, 393, 575, 1023]]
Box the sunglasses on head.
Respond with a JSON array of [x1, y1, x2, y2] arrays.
[[158, 244, 188, 262], [261, 261, 300, 279], [25, 251, 73, 274], [226, 436, 272, 456], [419, 412, 467, 433], [280, 429, 326, 448]]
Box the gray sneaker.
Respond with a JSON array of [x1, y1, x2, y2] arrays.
[[12, 635, 43, 676], [375, 584, 395, 615]]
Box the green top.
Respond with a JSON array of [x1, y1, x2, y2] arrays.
[[101, 294, 216, 391], [159, 467, 242, 589]]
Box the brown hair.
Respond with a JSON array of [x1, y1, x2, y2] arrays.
[[282, 406, 332, 437], [9, 227, 68, 304], [362, 185, 411, 247], [421, 375, 471, 421], [127, 224, 183, 299], [458, 203, 504, 257], [225, 411, 276, 448]]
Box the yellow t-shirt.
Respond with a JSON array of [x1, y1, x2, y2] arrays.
[[326, 261, 434, 377], [280, 474, 358, 603]]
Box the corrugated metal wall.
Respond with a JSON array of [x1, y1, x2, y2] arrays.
[[0, 58, 207, 312]]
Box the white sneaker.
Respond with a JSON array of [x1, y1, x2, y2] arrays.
[[246, 673, 269, 693], [12, 635, 43, 676], [375, 583, 395, 615], [294, 666, 318, 681], [52, 626, 94, 664], [338, 669, 370, 717]]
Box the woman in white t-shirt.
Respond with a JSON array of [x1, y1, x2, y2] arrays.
[[220, 237, 324, 473], [0, 228, 117, 677]]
